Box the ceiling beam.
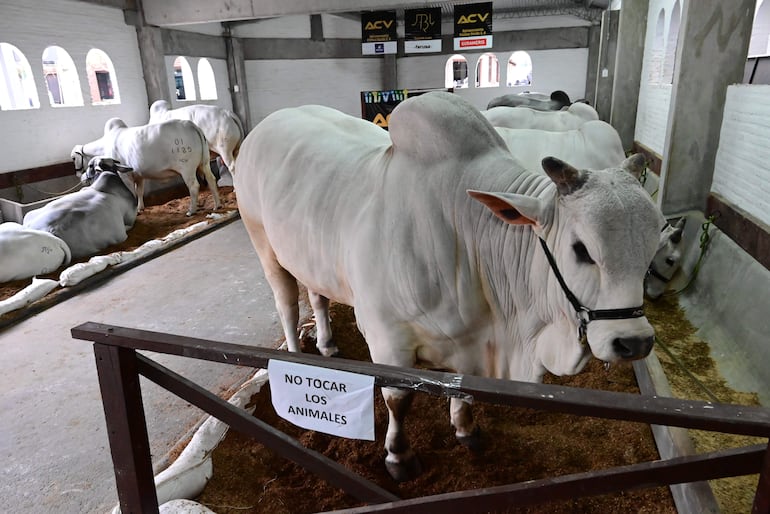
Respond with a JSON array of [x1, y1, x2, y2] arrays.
[[142, 0, 452, 26]]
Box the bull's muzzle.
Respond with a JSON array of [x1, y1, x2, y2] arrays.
[[612, 335, 654, 360]]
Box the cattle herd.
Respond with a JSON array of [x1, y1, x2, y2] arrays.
[[1, 90, 687, 481]]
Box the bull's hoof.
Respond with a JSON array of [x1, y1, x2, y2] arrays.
[[385, 456, 422, 482], [185, 211, 194, 217], [456, 426, 483, 451], [317, 340, 339, 357]]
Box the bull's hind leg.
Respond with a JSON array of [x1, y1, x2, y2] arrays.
[[308, 291, 339, 357], [244, 223, 302, 352], [181, 173, 202, 216], [382, 387, 421, 482], [198, 160, 221, 210]]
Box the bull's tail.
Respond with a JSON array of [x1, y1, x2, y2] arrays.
[[191, 121, 221, 209], [228, 110, 245, 161]]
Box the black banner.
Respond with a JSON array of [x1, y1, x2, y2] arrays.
[[405, 7, 441, 41], [360, 89, 408, 129], [453, 2, 493, 37], [361, 11, 397, 43]]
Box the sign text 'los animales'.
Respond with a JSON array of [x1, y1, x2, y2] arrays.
[[268, 360, 375, 440]]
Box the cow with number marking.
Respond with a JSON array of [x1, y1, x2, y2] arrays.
[[70, 117, 221, 216], [149, 100, 244, 176], [234, 92, 664, 481], [0, 222, 71, 282]]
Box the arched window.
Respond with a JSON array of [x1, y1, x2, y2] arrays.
[[662, 1, 681, 83], [0, 43, 40, 110], [197, 58, 217, 100], [475, 53, 500, 88], [507, 51, 532, 86], [648, 9, 665, 83], [445, 55, 469, 89], [749, 0, 770, 56], [86, 48, 120, 104], [173, 56, 196, 101], [42, 46, 83, 107]]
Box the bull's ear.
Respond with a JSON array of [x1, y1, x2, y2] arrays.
[[541, 157, 586, 196], [468, 190, 544, 226], [620, 153, 646, 180]]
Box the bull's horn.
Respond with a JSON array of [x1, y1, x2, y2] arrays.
[[541, 156, 586, 196]]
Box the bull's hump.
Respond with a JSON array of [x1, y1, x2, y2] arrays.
[[389, 92, 507, 163]]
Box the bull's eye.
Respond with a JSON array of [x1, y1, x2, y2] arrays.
[[573, 241, 595, 265], [665, 257, 676, 266]]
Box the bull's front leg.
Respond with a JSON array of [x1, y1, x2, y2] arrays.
[[450, 397, 481, 450], [382, 387, 421, 482]]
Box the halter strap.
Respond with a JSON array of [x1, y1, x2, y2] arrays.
[[538, 238, 645, 344]]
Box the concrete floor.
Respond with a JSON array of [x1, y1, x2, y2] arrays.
[[0, 220, 295, 514]]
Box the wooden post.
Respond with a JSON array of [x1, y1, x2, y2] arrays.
[[93, 343, 159, 514]]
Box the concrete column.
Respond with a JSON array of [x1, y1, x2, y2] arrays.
[[659, 0, 754, 215], [134, 0, 170, 105], [610, 0, 648, 151], [225, 31, 252, 132], [594, 9, 619, 122], [584, 23, 601, 106], [383, 55, 398, 90]]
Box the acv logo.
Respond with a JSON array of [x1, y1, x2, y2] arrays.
[[372, 113, 390, 127], [457, 13, 490, 24], [365, 20, 394, 30]]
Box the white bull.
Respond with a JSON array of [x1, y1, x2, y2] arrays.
[[149, 100, 244, 174], [486, 90, 572, 110], [234, 92, 663, 481], [24, 158, 138, 259], [70, 118, 221, 216], [483, 102, 599, 131], [0, 222, 71, 282], [494, 122, 681, 297]]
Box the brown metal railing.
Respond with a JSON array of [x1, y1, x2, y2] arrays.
[[71, 321, 770, 514]]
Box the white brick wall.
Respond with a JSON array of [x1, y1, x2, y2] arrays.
[[0, 0, 148, 173], [712, 84, 770, 227], [246, 59, 383, 123]]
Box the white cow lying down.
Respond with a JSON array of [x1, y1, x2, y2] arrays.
[[0, 222, 71, 282], [483, 102, 599, 131], [24, 157, 138, 259], [149, 100, 244, 174], [71, 118, 221, 216], [235, 92, 664, 481]]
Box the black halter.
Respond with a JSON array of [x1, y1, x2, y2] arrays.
[[538, 238, 645, 345]]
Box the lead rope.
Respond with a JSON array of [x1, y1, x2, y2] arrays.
[[663, 211, 719, 297]]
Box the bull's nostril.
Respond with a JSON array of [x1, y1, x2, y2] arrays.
[[613, 335, 654, 359]]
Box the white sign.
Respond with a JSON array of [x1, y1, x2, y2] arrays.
[[268, 360, 375, 440], [453, 35, 493, 50], [362, 41, 397, 55], [405, 40, 442, 53]]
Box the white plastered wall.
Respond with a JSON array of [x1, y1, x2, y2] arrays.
[[0, 0, 148, 173], [246, 59, 384, 123], [163, 56, 233, 112], [634, 0, 678, 155]]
